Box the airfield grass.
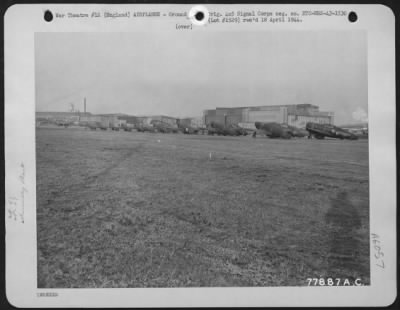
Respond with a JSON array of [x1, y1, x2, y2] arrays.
[[36, 128, 370, 287]]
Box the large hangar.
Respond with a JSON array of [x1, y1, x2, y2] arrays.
[[203, 104, 334, 129]]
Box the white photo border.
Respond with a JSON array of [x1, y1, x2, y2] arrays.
[[4, 4, 396, 307]]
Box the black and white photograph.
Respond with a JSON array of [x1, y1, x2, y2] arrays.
[[4, 4, 396, 307], [35, 29, 370, 288]]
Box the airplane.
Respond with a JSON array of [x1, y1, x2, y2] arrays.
[[176, 120, 200, 134], [135, 123, 157, 133], [254, 122, 294, 139], [182, 126, 198, 134], [86, 122, 97, 130], [85, 121, 108, 130], [230, 123, 249, 136], [150, 120, 179, 133], [253, 122, 312, 139], [340, 123, 368, 139], [306, 122, 358, 140], [207, 122, 248, 136], [121, 124, 134, 132], [111, 123, 134, 131], [284, 124, 309, 138], [55, 119, 74, 128]]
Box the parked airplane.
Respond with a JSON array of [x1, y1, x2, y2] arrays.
[[86, 121, 108, 130], [121, 124, 134, 132], [207, 122, 248, 136], [306, 122, 358, 140], [55, 119, 74, 128], [340, 123, 368, 139], [283, 124, 309, 138], [150, 120, 179, 133], [230, 124, 249, 136], [254, 122, 295, 139], [182, 126, 198, 134], [176, 120, 200, 134], [135, 124, 156, 133]]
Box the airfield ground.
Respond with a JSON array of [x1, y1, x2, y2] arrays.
[[36, 128, 370, 288]]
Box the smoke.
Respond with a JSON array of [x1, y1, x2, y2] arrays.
[[352, 107, 368, 123]]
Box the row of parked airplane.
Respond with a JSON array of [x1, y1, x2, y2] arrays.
[[254, 122, 359, 140], [59, 118, 358, 140], [206, 121, 358, 140]]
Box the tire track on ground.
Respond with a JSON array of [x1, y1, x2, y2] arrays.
[[42, 143, 145, 205]]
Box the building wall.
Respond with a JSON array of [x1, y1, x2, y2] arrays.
[[101, 116, 116, 127], [80, 115, 102, 123], [289, 104, 319, 114], [37, 112, 158, 128], [36, 112, 83, 122], [204, 114, 225, 125], [161, 116, 178, 128], [179, 117, 204, 128], [191, 117, 204, 128], [134, 117, 152, 126], [247, 107, 287, 123], [80, 115, 122, 127], [203, 109, 220, 126], [287, 114, 333, 128], [178, 118, 191, 127], [216, 107, 249, 125], [204, 107, 250, 126], [238, 122, 256, 130], [224, 114, 242, 125], [149, 116, 178, 127], [204, 105, 288, 125], [118, 116, 140, 125], [204, 104, 334, 127], [117, 119, 127, 127]]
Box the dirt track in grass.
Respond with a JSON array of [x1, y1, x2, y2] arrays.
[[36, 128, 369, 287]]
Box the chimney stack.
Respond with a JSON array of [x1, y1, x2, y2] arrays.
[[84, 97, 86, 114]]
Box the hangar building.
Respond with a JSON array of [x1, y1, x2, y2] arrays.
[[178, 117, 205, 128], [80, 114, 127, 128], [203, 104, 334, 129]]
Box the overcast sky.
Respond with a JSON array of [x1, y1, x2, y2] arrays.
[[35, 31, 367, 125]]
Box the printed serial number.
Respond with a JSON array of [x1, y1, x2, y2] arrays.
[[302, 10, 347, 16], [37, 292, 58, 297], [307, 278, 363, 286]]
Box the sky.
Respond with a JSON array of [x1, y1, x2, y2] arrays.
[[35, 31, 367, 125]]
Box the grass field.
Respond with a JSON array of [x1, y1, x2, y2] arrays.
[[36, 128, 370, 288]]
